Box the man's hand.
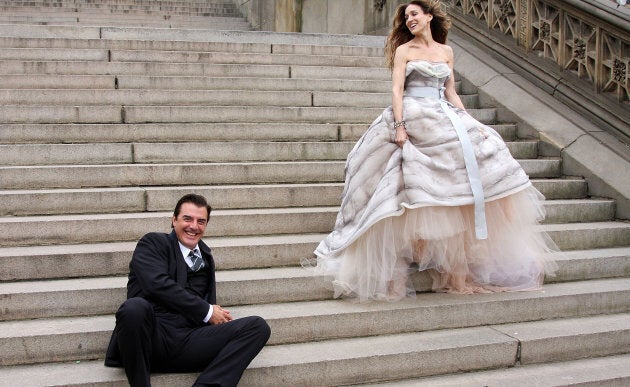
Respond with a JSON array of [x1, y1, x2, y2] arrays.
[[209, 305, 233, 324]]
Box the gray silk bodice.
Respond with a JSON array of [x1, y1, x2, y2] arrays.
[[404, 60, 450, 98]]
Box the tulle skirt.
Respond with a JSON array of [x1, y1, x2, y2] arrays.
[[315, 186, 559, 302]]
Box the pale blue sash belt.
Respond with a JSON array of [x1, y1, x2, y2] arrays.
[[405, 86, 488, 239]]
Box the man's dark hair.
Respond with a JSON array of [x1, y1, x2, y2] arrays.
[[173, 193, 212, 221]]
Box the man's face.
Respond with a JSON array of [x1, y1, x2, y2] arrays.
[[172, 202, 208, 249]]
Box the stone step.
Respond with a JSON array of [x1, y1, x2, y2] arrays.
[[0, 0, 236, 7], [0, 89, 317, 107], [236, 279, 630, 345], [0, 233, 323, 280], [0, 208, 340, 246], [0, 267, 332, 321], [2, 217, 628, 279], [0, 0, 235, 5], [95, 26, 386, 47], [0, 178, 587, 216], [3, 243, 630, 320], [0, 37, 384, 58], [0, 4, 240, 17], [1, 105, 403, 124], [492, 313, 630, 365], [0, 159, 560, 190], [0, 122, 517, 144], [0, 74, 116, 89], [113, 49, 385, 68], [0, 161, 343, 189], [0, 0, 234, 5], [544, 221, 630, 250], [0, 15, 252, 29], [542, 198, 615, 223], [0, 122, 343, 143], [0, 38, 382, 61], [547, 246, 630, 283], [4, 89, 448, 109], [0, 9, 244, 20], [4, 104, 493, 124], [0, 2, 238, 13], [0, 48, 387, 68], [0, 75, 394, 92], [0, 23, 386, 48], [531, 177, 588, 199], [370, 354, 630, 386], [0, 139, 537, 166], [0, 60, 391, 80], [0, 207, 623, 248], [0, 12, 241, 19], [0, 48, 109, 61], [4, 354, 630, 387], [0, 37, 272, 54], [0, 9, 238, 16], [245, 315, 630, 385], [0, 184, 342, 216], [1, 328, 515, 381], [0, 279, 628, 367], [0, 0, 235, 6]]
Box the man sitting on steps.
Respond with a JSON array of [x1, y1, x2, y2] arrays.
[[105, 193, 270, 387]]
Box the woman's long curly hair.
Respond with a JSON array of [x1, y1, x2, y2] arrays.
[[384, 1, 451, 70]]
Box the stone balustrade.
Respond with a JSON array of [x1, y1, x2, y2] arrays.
[[443, 0, 630, 142], [446, 0, 629, 104]]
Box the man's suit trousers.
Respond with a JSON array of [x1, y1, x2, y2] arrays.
[[113, 297, 271, 387]]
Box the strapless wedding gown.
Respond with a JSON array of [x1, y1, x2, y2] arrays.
[[313, 60, 558, 301]]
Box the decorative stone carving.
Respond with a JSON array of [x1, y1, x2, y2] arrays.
[[531, 1, 559, 62], [374, 0, 386, 12], [563, 15, 596, 81], [602, 32, 629, 102], [540, 20, 550, 41], [613, 58, 627, 83], [492, 0, 517, 37], [531, 18, 558, 61], [519, 0, 529, 47], [466, 0, 490, 23], [573, 39, 586, 60]]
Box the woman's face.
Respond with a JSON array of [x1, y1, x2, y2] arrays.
[[405, 4, 432, 35]]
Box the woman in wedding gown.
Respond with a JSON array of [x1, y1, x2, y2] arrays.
[[313, 0, 558, 302]]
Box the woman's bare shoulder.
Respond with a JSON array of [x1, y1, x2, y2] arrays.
[[438, 42, 454, 57], [395, 42, 413, 54]]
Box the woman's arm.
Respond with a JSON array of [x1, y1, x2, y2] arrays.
[[443, 45, 466, 110]]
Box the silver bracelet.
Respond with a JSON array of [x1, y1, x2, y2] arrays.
[[394, 120, 406, 129]]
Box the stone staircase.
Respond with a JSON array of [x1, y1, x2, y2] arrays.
[[0, 0, 250, 29], [1, 1, 630, 386]]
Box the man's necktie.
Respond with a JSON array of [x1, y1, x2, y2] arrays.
[[188, 249, 205, 272]]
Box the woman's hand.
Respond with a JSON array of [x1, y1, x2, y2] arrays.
[[395, 126, 408, 147]]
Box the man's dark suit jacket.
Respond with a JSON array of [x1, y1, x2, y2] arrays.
[[105, 230, 217, 367]]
